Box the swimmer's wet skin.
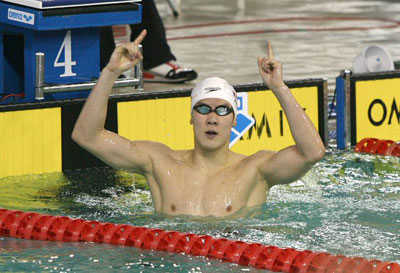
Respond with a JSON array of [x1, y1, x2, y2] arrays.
[[72, 34, 325, 217]]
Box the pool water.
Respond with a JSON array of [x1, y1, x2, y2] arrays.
[[0, 150, 399, 272]]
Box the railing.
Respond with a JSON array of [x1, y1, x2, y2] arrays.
[[35, 45, 144, 100]]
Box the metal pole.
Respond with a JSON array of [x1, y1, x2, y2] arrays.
[[336, 73, 345, 149], [134, 44, 144, 92], [344, 70, 352, 148], [322, 78, 329, 149], [336, 70, 351, 149], [35, 52, 45, 100], [42, 78, 140, 94]]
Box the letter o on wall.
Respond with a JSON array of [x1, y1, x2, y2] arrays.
[[368, 99, 387, 126]]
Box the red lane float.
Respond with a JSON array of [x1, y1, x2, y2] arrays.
[[355, 138, 400, 157], [1, 208, 399, 273]]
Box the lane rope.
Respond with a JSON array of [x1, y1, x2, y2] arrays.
[[1, 208, 399, 272], [355, 138, 400, 156]]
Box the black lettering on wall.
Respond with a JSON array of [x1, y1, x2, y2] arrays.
[[247, 113, 272, 139], [388, 98, 400, 125], [278, 108, 306, 137], [368, 99, 387, 126]]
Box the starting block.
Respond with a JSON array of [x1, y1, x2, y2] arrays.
[[0, 0, 142, 104]]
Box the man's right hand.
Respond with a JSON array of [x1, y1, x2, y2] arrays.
[[257, 41, 286, 92], [105, 29, 147, 76]]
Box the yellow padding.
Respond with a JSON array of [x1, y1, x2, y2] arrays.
[[0, 108, 62, 178], [232, 87, 319, 154], [355, 79, 400, 142], [118, 97, 194, 150]]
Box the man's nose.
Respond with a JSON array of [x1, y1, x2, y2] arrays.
[[206, 114, 218, 125]]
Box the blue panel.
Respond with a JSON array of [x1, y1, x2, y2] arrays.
[[40, 0, 137, 8], [1, 0, 139, 9], [237, 96, 243, 111], [35, 9, 142, 30], [234, 113, 253, 133], [230, 130, 239, 144], [0, 3, 37, 29], [336, 76, 346, 149], [0, 2, 142, 30], [0, 0, 142, 103], [0, 33, 3, 93], [33, 28, 100, 85]]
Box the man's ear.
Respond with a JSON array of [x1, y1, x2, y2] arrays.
[[190, 117, 193, 125], [232, 116, 237, 127]]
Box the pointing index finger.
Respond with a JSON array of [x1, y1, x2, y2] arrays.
[[133, 29, 147, 44], [267, 41, 274, 59]]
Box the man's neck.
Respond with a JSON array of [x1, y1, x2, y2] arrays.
[[191, 145, 231, 173]]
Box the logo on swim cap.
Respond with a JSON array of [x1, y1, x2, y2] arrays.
[[191, 77, 238, 116], [205, 87, 222, 93]]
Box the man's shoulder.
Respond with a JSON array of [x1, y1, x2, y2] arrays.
[[244, 149, 276, 164], [227, 149, 275, 167], [139, 141, 192, 160], [133, 140, 174, 157]]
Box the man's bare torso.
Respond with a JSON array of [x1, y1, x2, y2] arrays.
[[143, 147, 270, 217]]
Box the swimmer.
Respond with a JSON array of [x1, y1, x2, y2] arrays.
[[72, 30, 325, 217]]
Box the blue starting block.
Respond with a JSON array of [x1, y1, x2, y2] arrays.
[[0, 0, 142, 104]]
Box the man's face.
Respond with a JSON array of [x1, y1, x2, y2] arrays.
[[191, 98, 237, 151]]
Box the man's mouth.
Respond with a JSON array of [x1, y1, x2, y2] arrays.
[[206, 130, 218, 136]]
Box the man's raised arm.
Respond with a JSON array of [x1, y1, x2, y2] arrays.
[[72, 30, 153, 173], [257, 42, 325, 186]]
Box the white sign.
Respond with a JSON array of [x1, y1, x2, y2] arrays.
[[8, 8, 34, 25]]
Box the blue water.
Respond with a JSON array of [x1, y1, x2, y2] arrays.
[[0, 150, 399, 272]]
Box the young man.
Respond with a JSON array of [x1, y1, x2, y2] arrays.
[[72, 30, 325, 217]]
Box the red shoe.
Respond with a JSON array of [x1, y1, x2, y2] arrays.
[[143, 61, 198, 83]]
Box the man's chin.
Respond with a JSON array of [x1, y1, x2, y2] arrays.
[[199, 140, 228, 151]]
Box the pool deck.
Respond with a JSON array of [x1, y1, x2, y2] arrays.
[[120, 0, 400, 95]]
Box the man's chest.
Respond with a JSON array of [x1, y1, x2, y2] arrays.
[[154, 164, 263, 216]]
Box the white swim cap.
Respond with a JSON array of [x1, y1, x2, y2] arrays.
[[191, 77, 238, 116]]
